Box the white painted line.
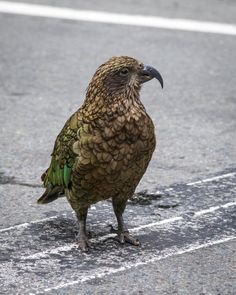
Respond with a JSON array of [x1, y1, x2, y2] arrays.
[[21, 200, 236, 260], [194, 201, 236, 217], [131, 216, 182, 232], [0, 1, 236, 35], [0, 172, 235, 234], [24, 244, 78, 260], [42, 235, 236, 293], [22, 216, 182, 260], [187, 172, 236, 186], [0, 214, 67, 233]]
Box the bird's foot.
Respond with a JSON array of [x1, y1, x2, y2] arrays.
[[109, 225, 140, 246], [118, 231, 140, 246], [76, 235, 90, 252]]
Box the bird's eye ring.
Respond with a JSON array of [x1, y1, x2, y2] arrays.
[[119, 68, 129, 76]]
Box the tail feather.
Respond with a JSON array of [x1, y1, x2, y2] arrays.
[[37, 186, 64, 204]]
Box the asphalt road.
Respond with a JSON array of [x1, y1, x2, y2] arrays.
[[0, 1, 236, 294]]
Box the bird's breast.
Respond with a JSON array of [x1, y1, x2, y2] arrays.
[[71, 107, 155, 203], [74, 107, 155, 171]]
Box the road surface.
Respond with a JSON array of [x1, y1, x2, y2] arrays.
[[0, 1, 235, 294]]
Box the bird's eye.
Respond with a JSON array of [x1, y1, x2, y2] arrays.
[[119, 68, 129, 76]]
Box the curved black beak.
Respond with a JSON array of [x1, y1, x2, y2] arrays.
[[140, 65, 164, 88]]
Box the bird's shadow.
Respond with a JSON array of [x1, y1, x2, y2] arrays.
[[22, 215, 144, 255]]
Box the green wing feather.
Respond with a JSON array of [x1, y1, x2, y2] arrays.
[[44, 159, 72, 188], [63, 165, 71, 187], [43, 114, 79, 189]]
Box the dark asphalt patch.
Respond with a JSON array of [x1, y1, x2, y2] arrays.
[[0, 171, 41, 188], [0, 172, 14, 185], [0, 171, 235, 294]]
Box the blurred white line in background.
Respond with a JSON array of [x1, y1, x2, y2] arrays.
[[0, 1, 236, 35]]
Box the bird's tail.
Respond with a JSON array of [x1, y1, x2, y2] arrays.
[[37, 186, 64, 204]]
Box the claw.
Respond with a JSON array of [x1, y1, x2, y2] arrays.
[[109, 225, 140, 246], [122, 232, 140, 246], [76, 236, 90, 252], [119, 233, 125, 244]]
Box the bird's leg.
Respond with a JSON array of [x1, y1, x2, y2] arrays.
[[75, 207, 90, 252], [112, 198, 140, 246]]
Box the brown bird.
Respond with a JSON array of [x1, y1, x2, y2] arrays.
[[37, 56, 163, 251]]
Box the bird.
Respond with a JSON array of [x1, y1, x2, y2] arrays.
[[37, 56, 163, 251]]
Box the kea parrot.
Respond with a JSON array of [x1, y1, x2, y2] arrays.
[[37, 56, 163, 251]]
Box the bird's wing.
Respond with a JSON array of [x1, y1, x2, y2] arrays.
[[42, 112, 80, 189]]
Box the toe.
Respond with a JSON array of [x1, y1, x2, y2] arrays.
[[124, 233, 140, 246], [118, 233, 125, 244], [76, 238, 90, 252]]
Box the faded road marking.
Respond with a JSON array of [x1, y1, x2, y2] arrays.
[[0, 214, 66, 233], [0, 1, 236, 35], [42, 235, 235, 293], [187, 172, 236, 186], [0, 170, 235, 233], [194, 201, 236, 217], [21, 200, 236, 260]]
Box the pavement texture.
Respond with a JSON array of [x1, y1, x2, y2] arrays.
[[0, 1, 236, 294]]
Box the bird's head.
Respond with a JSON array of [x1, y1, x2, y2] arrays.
[[86, 56, 163, 101]]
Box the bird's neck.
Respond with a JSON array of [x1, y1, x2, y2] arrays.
[[82, 82, 144, 117]]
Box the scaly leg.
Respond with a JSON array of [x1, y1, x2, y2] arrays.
[[111, 198, 140, 246], [76, 207, 90, 252]]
